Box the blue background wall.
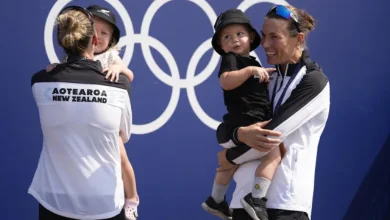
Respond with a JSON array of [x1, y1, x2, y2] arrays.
[[0, 0, 389, 219]]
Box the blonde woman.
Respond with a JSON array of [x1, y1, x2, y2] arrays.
[[29, 5, 132, 220]]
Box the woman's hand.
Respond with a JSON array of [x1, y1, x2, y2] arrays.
[[237, 121, 282, 152]]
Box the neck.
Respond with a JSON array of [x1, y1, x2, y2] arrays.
[[81, 42, 96, 60], [80, 50, 94, 60], [235, 49, 250, 57], [279, 49, 303, 73]]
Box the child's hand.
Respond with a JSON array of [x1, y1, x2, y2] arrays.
[[103, 64, 122, 82], [46, 63, 59, 72], [251, 67, 276, 83]]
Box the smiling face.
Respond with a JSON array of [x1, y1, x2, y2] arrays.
[[260, 18, 303, 65], [219, 24, 254, 56]]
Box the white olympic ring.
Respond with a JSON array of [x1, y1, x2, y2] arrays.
[[44, 0, 289, 135]]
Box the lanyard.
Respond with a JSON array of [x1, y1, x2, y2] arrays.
[[271, 63, 302, 113]]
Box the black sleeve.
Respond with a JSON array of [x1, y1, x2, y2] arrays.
[[264, 69, 329, 132], [226, 69, 330, 164], [31, 70, 46, 86], [218, 53, 238, 78]]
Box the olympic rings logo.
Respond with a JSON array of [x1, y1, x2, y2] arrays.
[[44, 0, 289, 135]]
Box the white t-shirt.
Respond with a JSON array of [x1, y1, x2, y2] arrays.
[[229, 56, 330, 219], [94, 48, 121, 70], [29, 58, 132, 219]]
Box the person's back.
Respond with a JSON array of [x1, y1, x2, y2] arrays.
[[28, 6, 131, 220], [29, 57, 131, 219]]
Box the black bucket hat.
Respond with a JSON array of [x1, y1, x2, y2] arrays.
[[212, 9, 261, 55], [87, 5, 120, 47]]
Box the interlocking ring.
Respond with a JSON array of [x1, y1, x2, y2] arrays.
[[44, 0, 289, 134]]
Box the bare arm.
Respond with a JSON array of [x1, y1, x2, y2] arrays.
[[219, 66, 252, 90], [112, 56, 134, 82], [218, 53, 274, 90]]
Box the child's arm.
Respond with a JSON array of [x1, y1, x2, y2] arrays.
[[220, 66, 275, 90], [112, 56, 134, 82], [46, 55, 68, 72], [103, 62, 134, 83], [46, 63, 59, 72], [219, 66, 253, 90], [218, 53, 275, 90], [104, 50, 134, 83]]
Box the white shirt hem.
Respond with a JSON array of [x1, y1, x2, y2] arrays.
[[28, 188, 123, 220]]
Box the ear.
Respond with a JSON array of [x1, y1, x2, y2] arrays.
[[218, 36, 226, 53], [296, 32, 305, 47], [250, 31, 255, 43], [219, 41, 225, 52]]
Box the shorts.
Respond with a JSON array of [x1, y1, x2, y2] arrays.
[[216, 120, 254, 149], [216, 120, 270, 165], [232, 208, 309, 220], [38, 204, 126, 220]]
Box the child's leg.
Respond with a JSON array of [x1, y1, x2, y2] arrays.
[[202, 166, 237, 220], [252, 145, 282, 200], [211, 122, 240, 203], [212, 166, 238, 203], [119, 138, 138, 201], [240, 145, 282, 220], [202, 122, 238, 219], [119, 138, 139, 219]]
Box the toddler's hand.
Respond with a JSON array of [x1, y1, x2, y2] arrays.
[[46, 63, 59, 72], [251, 67, 276, 83], [104, 64, 122, 82]]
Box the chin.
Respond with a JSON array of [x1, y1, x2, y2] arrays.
[[232, 49, 242, 54], [267, 58, 277, 65]]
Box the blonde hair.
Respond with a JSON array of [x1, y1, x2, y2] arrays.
[[56, 10, 95, 55]]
